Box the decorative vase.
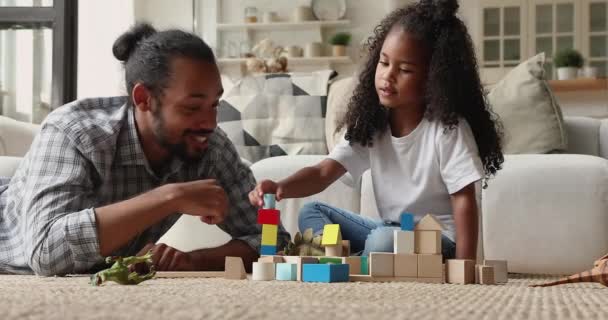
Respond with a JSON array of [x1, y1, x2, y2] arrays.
[[332, 45, 347, 57], [556, 67, 578, 80]]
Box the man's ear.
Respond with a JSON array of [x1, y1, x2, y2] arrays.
[[132, 83, 152, 111]]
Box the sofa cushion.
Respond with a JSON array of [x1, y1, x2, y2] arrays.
[[0, 116, 40, 157], [487, 53, 567, 154], [217, 70, 336, 163], [325, 77, 356, 151], [0, 156, 22, 177]]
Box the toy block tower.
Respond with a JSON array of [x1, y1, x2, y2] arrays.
[[322, 224, 343, 257], [394, 213, 415, 254], [258, 194, 280, 256]]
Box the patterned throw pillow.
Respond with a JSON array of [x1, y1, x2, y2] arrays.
[[218, 70, 337, 163]]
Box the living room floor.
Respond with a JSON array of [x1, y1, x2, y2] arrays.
[[1, 274, 607, 319]]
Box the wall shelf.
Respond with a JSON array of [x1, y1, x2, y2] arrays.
[[218, 56, 352, 65], [217, 20, 350, 31], [548, 78, 608, 92]]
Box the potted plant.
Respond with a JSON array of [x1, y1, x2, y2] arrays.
[[554, 49, 584, 80], [329, 32, 351, 57]]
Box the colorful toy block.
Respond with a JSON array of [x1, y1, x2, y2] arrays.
[[400, 213, 415, 231], [260, 245, 277, 256], [370, 252, 394, 277], [261, 224, 278, 246], [446, 259, 475, 284], [394, 230, 415, 254], [263, 194, 276, 209], [257, 209, 280, 225], [418, 254, 443, 278], [484, 259, 508, 283], [394, 253, 417, 277], [342, 257, 362, 275], [302, 263, 350, 283], [276, 263, 298, 281], [252, 262, 275, 281], [319, 257, 343, 264], [321, 224, 342, 246], [225, 256, 247, 280], [360, 256, 369, 275]]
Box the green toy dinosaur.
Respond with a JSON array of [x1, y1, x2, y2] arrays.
[[90, 251, 156, 286], [282, 228, 326, 256]]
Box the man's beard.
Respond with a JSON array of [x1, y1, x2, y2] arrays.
[[151, 103, 207, 164]]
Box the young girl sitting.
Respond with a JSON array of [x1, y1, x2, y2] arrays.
[[249, 0, 503, 260]]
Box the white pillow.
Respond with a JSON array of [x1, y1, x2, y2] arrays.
[[487, 53, 567, 154]]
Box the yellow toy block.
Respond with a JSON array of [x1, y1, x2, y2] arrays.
[[261, 224, 278, 246], [322, 224, 342, 246]]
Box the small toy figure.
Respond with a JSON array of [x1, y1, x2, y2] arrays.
[[90, 251, 156, 286]]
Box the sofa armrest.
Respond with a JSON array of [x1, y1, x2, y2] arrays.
[[0, 156, 22, 177], [0, 116, 40, 157], [250, 155, 361, 237], [482, 154, 608, 275]]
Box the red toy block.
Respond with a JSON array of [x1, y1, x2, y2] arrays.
[[257, 209, 280, 225]]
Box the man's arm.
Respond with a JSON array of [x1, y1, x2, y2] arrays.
[[450, 183, 478, 260]]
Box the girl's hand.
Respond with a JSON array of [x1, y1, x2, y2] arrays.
[[248, 179, 283, 207]]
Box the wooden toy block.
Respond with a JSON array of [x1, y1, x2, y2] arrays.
[[263, 194, 276, 209], [477, 265, 495, 285], [418, 254, 443, 278], [400, 213, 415, 231], [349, 275, 443, 283], [446, 259, 475, 284], [370, 252, 394, 277], [342, 257, 362, 275], [394, 230, 415, 254], [225, 256, 247, 280], [258, 255, 284, 263], [325, 245, 343, 257], [319, 257, 343, 264], [394, 254, 417, 277], [283, 256, 319, 281], [261, 224, 278, 246], [156, 271, 224, 278], [415, 214, 445, 231], [257, 209, 280, 225], [275, 263, 298, 281], [342, 240, 351, 256], [321, 224, 342, 246], [252, 262, 275, 281], [484, 259, 508, 283], [415, 230, 441, 254], [361, 256, 369, 275], [302, 263, 349, 283], [260, 245, 277, 256]]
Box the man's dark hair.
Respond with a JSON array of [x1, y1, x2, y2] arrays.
[[337, 0, 504, 181], [112, 23, 216, 102]]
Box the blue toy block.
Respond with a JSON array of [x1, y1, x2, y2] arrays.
[[275, 263, 297, 281], [400, 213, 415, 231], [302, 263, 350, 283], [260, 245, 277, 256], [361, 256, 369, 275], [263, 194, 276, 209]]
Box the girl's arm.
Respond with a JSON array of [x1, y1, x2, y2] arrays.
[[250, 159, 346, 206], [450, 183, 478, 260]]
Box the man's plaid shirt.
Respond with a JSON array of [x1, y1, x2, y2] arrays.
[[0, 97, 289, 275]]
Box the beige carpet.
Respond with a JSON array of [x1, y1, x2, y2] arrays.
[[1, 274, 607, 320]]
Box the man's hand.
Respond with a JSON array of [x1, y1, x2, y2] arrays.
[[136, 243, 195, 272], [172, 179, 228, 224], [248, 179, 283, 207]]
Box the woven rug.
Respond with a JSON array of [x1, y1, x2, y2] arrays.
[[1, 274, 607, 320]]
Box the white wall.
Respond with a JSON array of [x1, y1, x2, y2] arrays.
[[77, 0, 135, 98], [134, 0, 194, 31]]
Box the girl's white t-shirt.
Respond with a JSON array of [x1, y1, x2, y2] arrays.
[[328, 117, 484, 241]]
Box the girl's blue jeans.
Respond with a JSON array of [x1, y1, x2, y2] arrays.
[[298, 201, 456, 258]]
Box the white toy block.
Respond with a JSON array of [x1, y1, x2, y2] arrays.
[[283, 256, 319, 281], [258, 256, 284, 263], [415, 230, 441, 254], [476, 265, 495, 285], [252, 262, 275, 281], [418, 254, 443, 278], [415, 214, 444, 231], [325, 245, 343, 257], [370, 252, 394, 277], [484, 259, 508, 283], [275, 263, 298, 281], [446, 259, 475, 284], [394, 254, 417, 277], [394, 230, 415, 254]]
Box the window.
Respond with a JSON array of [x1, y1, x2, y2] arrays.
[[479, 0, 608, 80], [0, 0, 77, 123]]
